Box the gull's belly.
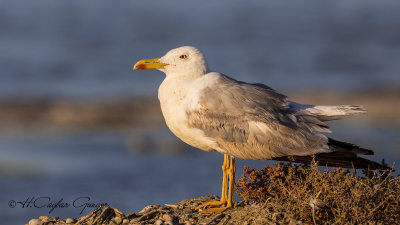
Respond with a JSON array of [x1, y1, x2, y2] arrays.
[[158, 76, 223, 153]]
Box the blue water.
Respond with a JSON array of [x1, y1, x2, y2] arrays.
[[1, 0, 400, 99], [1, 1, 400, 224], [0, 124, 398, 224], [0, 129, 269, 223]]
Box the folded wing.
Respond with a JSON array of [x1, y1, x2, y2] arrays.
[[186, 74, 331, 160]]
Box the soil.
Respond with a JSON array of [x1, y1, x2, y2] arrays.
[[26, 195, 299, 225]]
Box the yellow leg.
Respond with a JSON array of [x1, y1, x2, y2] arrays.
[[195, 154, 229, 210], [196, 155, 236, 214], [227, 156, 235, 208]]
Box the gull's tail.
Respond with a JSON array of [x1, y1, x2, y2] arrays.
[[291, 102, 367, 121], [274, 138, 391, 170]]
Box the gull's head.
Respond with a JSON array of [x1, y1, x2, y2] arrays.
[[134, 46, 208, 78]]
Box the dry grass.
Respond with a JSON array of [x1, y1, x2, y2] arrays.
[[28, 162, 399, 224], [236, 161, 400, 224]]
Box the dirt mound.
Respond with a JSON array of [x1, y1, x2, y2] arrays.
[[27, 163, 399, 225], [27, 196, 288, 225]]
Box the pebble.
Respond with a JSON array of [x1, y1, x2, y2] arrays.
[[129, 222, 141, 225], [139, 205, 153, 213], [28, 219, 40, 225], [122, 218, 130, 224], [183, 208, 193, 214], [154, 219, 163, 225], [39, 216, 48, 222], [162, 214, 173, 222], [112, 217, 122, 224], [165, 204, 178, 209], [139, 205, 163, 213], [65, 218, 74, 224], [182, 214, 191, 221]]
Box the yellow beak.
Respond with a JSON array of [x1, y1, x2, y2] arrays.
[[133, 58, 168, 70]]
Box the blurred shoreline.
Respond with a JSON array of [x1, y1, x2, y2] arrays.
[[0, 98, 163, 132], [0, 88, 398, 132]]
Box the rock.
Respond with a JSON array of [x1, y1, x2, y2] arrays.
[[183, 208, 193, 214], [129, 223, 141, 225], [28, 219, 40, 225], [182, 214, 189, 221], [122, 218, 130, 225], [126, 212, 140, 219], [154, 219, 163, 225], [112, 216, 122, 224], [65, 218, 74, 224], [164, 204, 177, 208], [39, 216, 48, 222], [162, 214, 173, 222], [139, 205, 163, 213]]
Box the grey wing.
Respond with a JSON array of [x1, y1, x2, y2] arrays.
[[186, 74, 331, 160]]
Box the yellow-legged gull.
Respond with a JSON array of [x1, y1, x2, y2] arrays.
[[134, 46, 389, 213]]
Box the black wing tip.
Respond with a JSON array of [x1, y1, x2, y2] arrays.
[[273, 154, 393, 171], [328, 138, 374, 155], [273, 138, 390, 170], [359, 147, 374, 155]]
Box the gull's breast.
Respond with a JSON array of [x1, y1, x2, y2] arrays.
[[158, 77, 219, 152]]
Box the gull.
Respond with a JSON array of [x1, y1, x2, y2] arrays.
[[134, 46, 388, 213]]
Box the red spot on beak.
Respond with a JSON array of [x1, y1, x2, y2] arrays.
[[137, 65, 147, 70]]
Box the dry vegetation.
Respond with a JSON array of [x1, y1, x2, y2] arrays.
[[28, 162, 399, 225], [236, 161, 400, 224]]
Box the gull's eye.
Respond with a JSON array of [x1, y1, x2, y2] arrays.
[[179, 54, 188, 59]]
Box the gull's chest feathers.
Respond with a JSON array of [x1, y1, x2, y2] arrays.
[[158, 76, 218, 152], [158, 77, 191, 124]]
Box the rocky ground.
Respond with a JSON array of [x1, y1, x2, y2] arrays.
[[26, 196, 293, 225], [26, 162, 400, 225]]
